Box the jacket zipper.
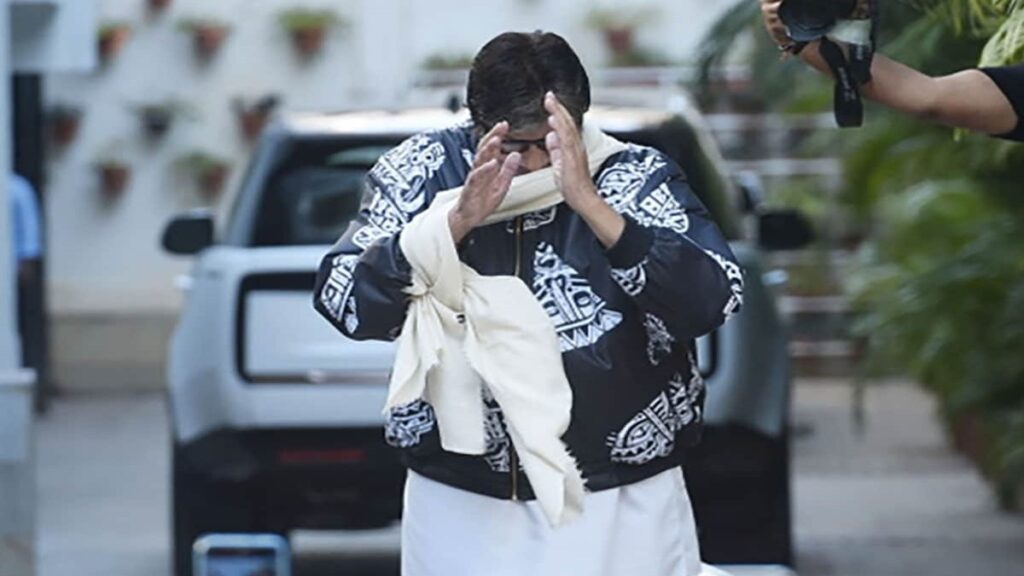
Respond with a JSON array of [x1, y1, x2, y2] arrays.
[[510, 215, 524, 500]]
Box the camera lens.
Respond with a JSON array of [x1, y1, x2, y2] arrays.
[[779, 0, 858, 42]]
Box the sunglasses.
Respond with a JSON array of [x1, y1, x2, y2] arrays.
[[500, 137, 548, 154]]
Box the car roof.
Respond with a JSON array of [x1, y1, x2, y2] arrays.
[[276, 105, 684, 138]]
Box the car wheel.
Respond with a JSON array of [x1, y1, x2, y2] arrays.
[[684, 425, 794, 566]]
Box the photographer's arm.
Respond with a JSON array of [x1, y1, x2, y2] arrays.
[[760, 0, 1019, 136]]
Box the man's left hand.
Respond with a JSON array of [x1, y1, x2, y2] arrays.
[[544, 92, 600, 213], [544, 92, 625, 249]]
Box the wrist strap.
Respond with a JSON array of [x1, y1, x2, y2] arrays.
[[819, 36, 864, 128]]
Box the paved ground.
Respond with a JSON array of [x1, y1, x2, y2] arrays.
[[33, 379, 1024, 575], [790, 380, 1024, 576]]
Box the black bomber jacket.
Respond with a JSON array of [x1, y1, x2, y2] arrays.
[[313, 120, 745, 501]]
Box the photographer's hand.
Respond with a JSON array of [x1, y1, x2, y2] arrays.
[[759, 0, 792, 48]]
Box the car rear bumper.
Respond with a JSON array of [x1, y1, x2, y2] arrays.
[[177, 427, 405, 529]]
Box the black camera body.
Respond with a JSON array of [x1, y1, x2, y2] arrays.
[[778, 0, 859, 42], [778, 0, 878, 127]]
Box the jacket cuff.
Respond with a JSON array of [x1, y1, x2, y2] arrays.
[[604, 215, 654, 269]]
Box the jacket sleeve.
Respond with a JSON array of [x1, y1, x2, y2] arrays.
[[313, 132, 447, 341], [599, 151, 744, 343]]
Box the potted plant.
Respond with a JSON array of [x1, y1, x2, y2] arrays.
[[232, 95, 280, 142], [147, 0, 172, 13], [48, 104, 83, 147], [417, 52, 475, 88], [584, 6, 657, 59], [93, 154, 132, 197], [177, 150, 232, 198], [421, 52, 475, 71], [609, 46, 672, 68], [97, 22, 132, 64], [177, 18, 231, 61], [278, 8, 346, 59], [130, 98, 194, 139]]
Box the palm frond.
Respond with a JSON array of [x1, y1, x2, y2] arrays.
[[979, 6, 1024, 65], [694, 0, 761, 87]]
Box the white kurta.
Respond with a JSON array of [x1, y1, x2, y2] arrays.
[[401, 467, 723, 576]]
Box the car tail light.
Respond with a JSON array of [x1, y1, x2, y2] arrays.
[[276, 448, 367, 465]]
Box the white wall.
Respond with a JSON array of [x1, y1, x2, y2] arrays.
[[2, 1, 17, 367], [11, 0, 98, 73], [1, 2, 15, 366], [45, 0, 734, 316]]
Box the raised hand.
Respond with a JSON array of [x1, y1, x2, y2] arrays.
[[543, 92, 625, 249], [543, 92, 598, 212], [448, 121, 521, 243]]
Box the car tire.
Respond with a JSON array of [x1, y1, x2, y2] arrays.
[[172, 442, 285, 576], [684, 425, 794, 566]]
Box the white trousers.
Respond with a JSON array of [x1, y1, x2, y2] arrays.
[[401, 467, 724, 576]]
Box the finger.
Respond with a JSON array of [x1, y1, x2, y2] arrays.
[[491, 152, 521, 199], [550, 92, 578, 133], [477, 121, 509, 152], [544, 92, 574, 133], [544, 93, 582, 153], [545, 130, 561, 153], [466, 158, 499, 189], [474, 136, 503, 170], [546, 132, 563, 167]]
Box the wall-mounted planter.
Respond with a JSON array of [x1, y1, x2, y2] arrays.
[[49, 104, 83, 148], [421, 52, 474, 71], [94, 160, 132, 197], [603, 27, 635, 55], [232, 95, 281, 142], [178, 19, 231, 62], [177, 151, 232, 199], [98, 22, 132, 65], [278, 8, 346, 59], [130, 99, 194, 140], [147, 0, 172, 13], [584, 7, 657, 61]]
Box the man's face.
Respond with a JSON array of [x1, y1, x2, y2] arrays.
[[496, 123, 552, 175]]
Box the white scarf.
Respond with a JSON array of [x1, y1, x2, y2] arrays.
[[387, 123, 627, 527]]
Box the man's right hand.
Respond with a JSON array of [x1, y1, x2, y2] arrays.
[[760, 0, 791, 48], [448, 121, 521, 244]]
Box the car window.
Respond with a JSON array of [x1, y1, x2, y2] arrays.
[[251, 139, 396, 246], [249, 122, 739, 247]]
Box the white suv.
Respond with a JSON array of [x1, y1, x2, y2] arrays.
[[162, 104, 811, 576]]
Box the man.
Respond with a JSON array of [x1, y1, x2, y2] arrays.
[[8, 174, 40, 288], [8, 173, 46, 413], [760, 0, 1024, 141], [314, 31, 743, 576]]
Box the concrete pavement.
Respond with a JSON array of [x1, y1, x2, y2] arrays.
[[791, 379, 1024, 575], [33, 379, 1024, 575]]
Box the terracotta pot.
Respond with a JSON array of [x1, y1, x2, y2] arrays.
[[50, 114, 81, 147], [99, 165, 131, 196], [602, 27, 634, 55], [950, 411, 992, 469], [237, 109, 270, 141], [98, 27, 131, 64], [199, 164, 229, 198], [290, 27, 326, 58], [148, 0, 172, 12], [193, 26, 228, 60]]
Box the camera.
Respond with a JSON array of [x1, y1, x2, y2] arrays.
[[778, 0, 860, 42], [778, 0, 878, 127]]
